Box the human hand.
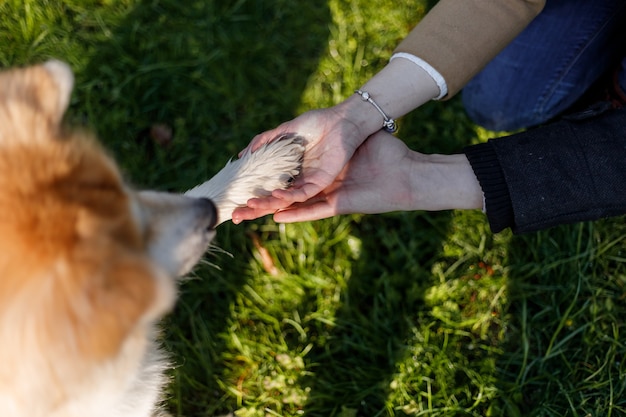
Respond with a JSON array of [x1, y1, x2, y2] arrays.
[[265, 130, 419, 222], [232, 104, 372, 223], [232, 57, 446, 224], [234, 130, 484, 223]]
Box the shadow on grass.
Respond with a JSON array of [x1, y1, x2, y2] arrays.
[[77, 0, 332, 190], [74, 1, 331, 415], [297, 212, 452, 416]]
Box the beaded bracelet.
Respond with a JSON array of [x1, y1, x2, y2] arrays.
[[354, 89, 398, 133]]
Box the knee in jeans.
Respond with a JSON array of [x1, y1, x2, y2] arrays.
[[462, 90, 530, 131]]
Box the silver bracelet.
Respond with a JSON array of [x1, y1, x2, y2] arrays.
[[354, 89, 398, 133]]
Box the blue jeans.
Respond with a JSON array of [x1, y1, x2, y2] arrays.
[[462, 0, 626, 131]]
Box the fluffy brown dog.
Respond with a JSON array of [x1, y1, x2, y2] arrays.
[[0, 61, 303, 417]]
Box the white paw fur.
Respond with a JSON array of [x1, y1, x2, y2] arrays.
[[185, 134, 305, 225]]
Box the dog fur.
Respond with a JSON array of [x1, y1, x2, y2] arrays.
[[0, 60, 303, 417], [186, 133, 304, 224]]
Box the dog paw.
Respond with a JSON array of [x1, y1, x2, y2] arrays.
[[239, 134, 305, 192], [185, 134, 305, 225]]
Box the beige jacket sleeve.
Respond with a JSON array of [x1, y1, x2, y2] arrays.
[[394, 0, 546, 99]]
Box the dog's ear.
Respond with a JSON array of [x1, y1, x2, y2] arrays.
[[40, 60, 74, 125], [0, 60, 74, 142]]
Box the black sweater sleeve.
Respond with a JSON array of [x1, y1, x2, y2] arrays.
[[464, 105, 626, 234]]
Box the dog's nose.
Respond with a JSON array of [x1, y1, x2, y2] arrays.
[[197, 197, 218, 230]]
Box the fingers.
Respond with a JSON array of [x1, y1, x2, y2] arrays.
[[231, 195, 294, 224], [271, 182, 324, 204], [232, 200, 333, 224], [272, 201, 335, 223], [232, 187, 336, 224], [231, 206, 276, 224], [247, 194, 292, 210]]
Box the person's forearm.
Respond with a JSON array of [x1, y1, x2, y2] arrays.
[[335, 58, 440, 141], [407, 152, 483, 211]]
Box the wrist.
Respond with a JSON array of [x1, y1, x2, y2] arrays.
[[333, 94, 389, 141], [335, 58, 440, 142], [358, 58, 439, 121], [354, 89, 398, 133], [407, 152, 483, 211]]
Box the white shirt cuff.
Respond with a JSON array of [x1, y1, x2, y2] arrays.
[[390, 52, 448, 100]]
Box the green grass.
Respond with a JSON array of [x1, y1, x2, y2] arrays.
[[2, 0, 626, 416]]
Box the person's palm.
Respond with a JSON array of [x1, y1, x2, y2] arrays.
[[272, 130, 415, 222], [233, 107, 367, 222]]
